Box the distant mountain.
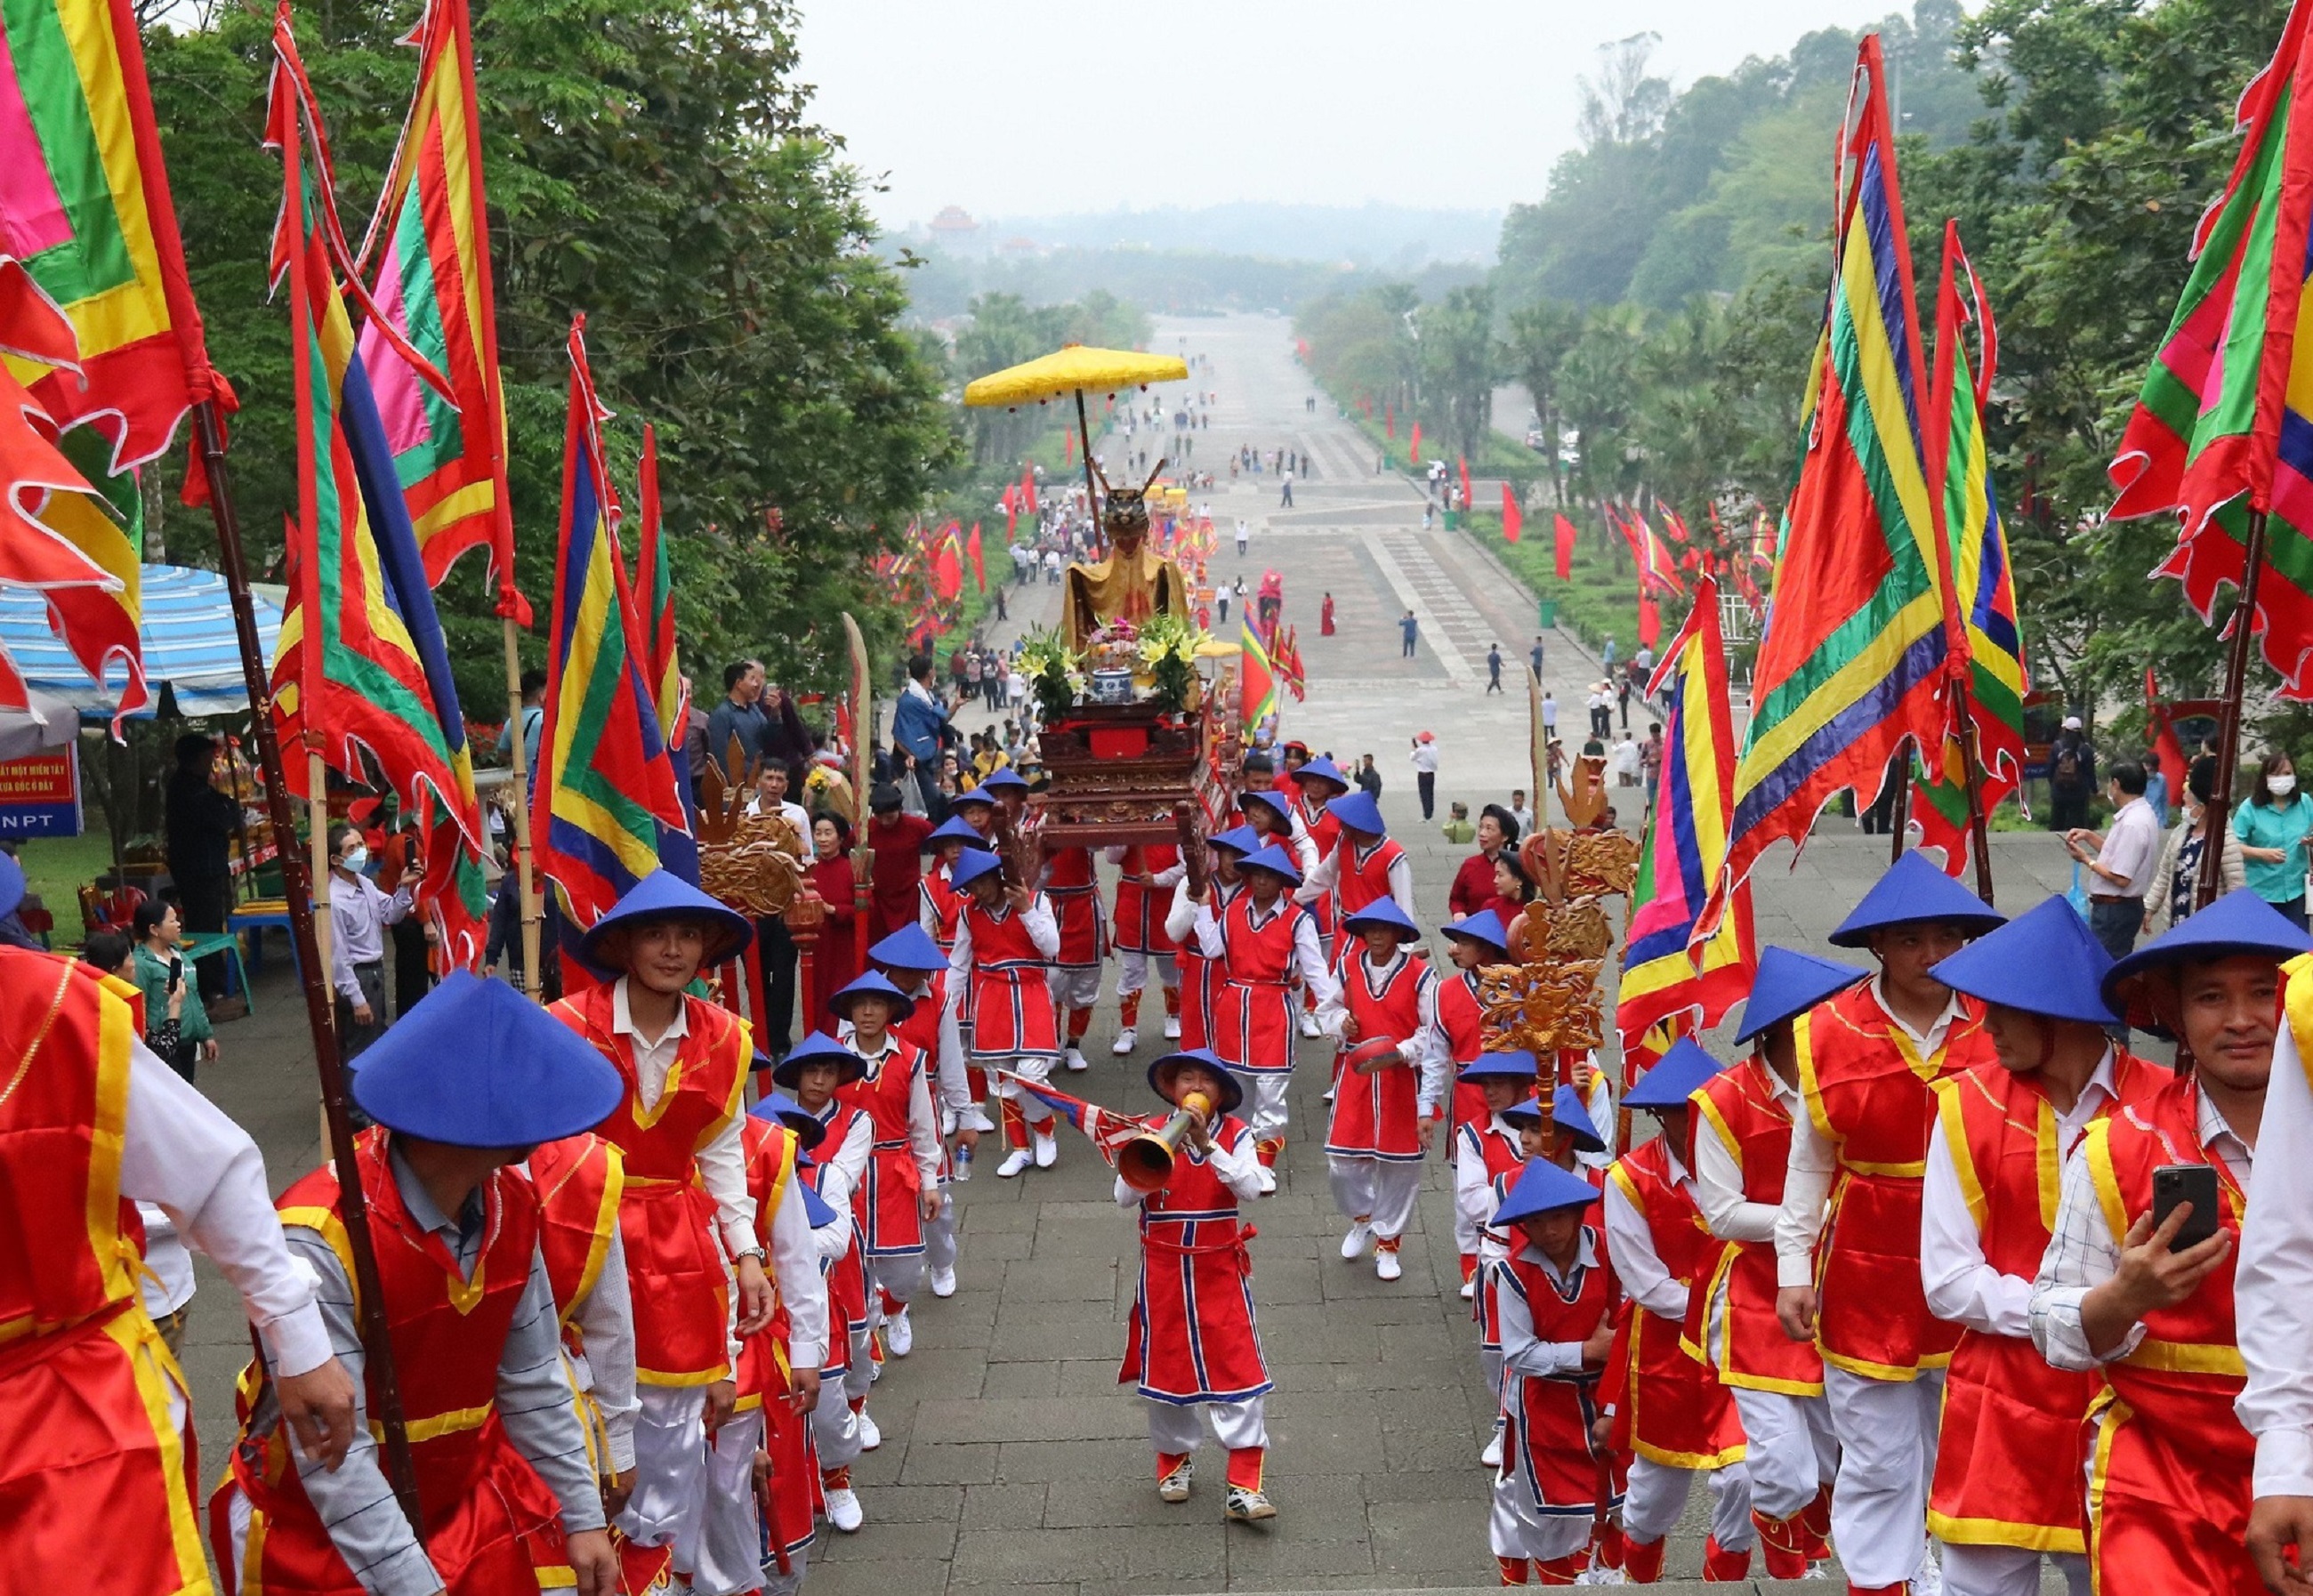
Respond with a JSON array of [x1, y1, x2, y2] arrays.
[[919, 203, 1503, 268]]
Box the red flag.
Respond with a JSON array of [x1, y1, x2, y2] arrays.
[[1021, 465, 1037, 515], [1410, 422, 1422, 462], [967, 522, 984, 591], [1064, 429, 1075, 463], [1638, 589, 1662, 649], [1664, 509, 1691, 543], [933, 526, 963, 601], [2146, 669, 2188, 800], [1385, 404, 1395, 439], [1502, 484, 1524, 544], [1553, 512, 1577, 580], [1458, 455, 1471, 506]]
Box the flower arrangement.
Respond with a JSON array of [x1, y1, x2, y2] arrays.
[[1015, 625, 1082, 721], [1136, 611, 1206, 714]]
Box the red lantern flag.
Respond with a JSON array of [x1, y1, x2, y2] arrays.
[[1553, 512, 1577, 581], [1022, 465, 1037, 515], [1410, 422, 1422, 463], [1502, 483, 1524, 544], [967, 521, 984, 591], [1458, 455, 1471, 507], [2146, 668, 2188, 802], [1664, 509, 1691, 543]]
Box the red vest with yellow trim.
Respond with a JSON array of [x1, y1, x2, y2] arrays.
[[1113, 844, 1181, 954], [1926, 1055, 2157, 1551], [1, 950, 209, 1596], [1794, 982, 1993, 1376], [1683, 1055, 1823, 1393], [2079, 1076, 2261, 1595], [228, 1130, 564, 1595], [1334, 835, 1404, 919], [1325, 950, 1436, 1159], [552, 983, 750, 1384], [528, 1133, 625, 1332], [1604, 1141, 1745, 1469]]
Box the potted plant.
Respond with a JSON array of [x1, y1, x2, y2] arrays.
[[1015, 626, 1081, 723]]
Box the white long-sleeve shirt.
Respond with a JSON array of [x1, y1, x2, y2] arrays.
[[1602, 1147, 1694, 1322], [1691, 1062, 1801, 1245], [1920, 1053, 2120, 1340], [1495, 1232, 1604, 1378], [1773, 979, 1964, 1288], [611, 977, 755, 1253], [2238, 1016, 2313, 1496], [943, 893, 1060, 1013], [327, 870, 413, 1001], [1189, 893, 1345, 1035], [1455, 1117, 1522, 1264], [763, 1156, 828, 1372], [836, 1031, 944, 1191], [1341, 947, 1450, 1116], [1113, 1115, 1266, 1207]]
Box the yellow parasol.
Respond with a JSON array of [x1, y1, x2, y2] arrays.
[[963, 343, 1190, 507]]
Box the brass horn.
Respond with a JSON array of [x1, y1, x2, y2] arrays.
[[1117, 1091, 1214, 1194]]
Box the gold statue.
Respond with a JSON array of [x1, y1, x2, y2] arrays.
[[1061, 457, 1192, 651]]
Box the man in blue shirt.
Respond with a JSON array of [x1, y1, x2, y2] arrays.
[[891, 653, 953, 766], [705, 659, 770, 777], [1399, 610, 1419, 658]]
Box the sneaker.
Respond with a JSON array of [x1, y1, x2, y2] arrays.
[[886, 1308, 913, 1357], [1339, 1220, 1371, 1260], [1112, 1028, 1137, 1055], [825, 1487, 864, 1533], [1065, 1046, 1090, 1073], [1163, 1016, 1181, 1039], [1459, 1277, 1477, 1302], [1480, 1430, 1503, 1468], [931, 1265, 957, 1298], [1033, 1129, 1059, 1168], [996, 1147, 1034, 1178], [1158, 1459, 1194, 1503], [952, 1142, 973, 1181], [1255, 1165, 1277, 1195], [1374, 1245, 1402, 1282], [1224, 1486, 1277, 1522], [1298, 1012, 1320, 1039], [856, 1408, 882, 1451]]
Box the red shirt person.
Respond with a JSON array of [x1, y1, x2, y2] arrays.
[[864, 785, 933, 942], [1448, 804, 1520, 921]]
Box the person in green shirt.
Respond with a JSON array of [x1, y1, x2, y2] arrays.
[[2233, 747, 2313, 927], [1439, 802, 1477, 845], [131, 897, 214, 1079]]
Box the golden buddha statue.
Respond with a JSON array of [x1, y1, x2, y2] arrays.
[[1061, 459, 1192, 652]]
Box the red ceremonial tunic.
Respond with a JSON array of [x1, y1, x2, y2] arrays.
[[1294, 796, 1340, 940], [731, 1117, 821, 1560], [2079, 1078, 2261, 1595], [799, 1110, 869, 1363], [1466, 1132, 1527, 1350], [1333, 834, 1405, 919], [1326, 950, 1437, 1159], [1209, 892, 1310, 1075], [553, 984, 750, 1385], [1112, 844, 1181, 955], [1928, 1055, 2159, 1553], [1496, 1233, 1623, 1518], [921, 863, 966, 953], [892, 969, 947, 1060], [1119, 1115, 1272, 1404], [1684, 1057, 1823, 1395], [961, 896, 1060, 1058], [526, 1131, 624, 1484], [1042, 845, 1105, 970], [227, 1132, 568, 1596], [1604, 1141, 1745, 1470], [0, 952, 208, 1596], [838, 1037, 929, 1257], [1175, 882, 1238, 1052], [1439, 970, 1491, 1139], [1793, 982, 1993, 1378]]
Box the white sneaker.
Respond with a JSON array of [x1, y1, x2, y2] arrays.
[[1480, 1429, 1503, 1468], [856, 1408, 882, 1451], [1298, 1012, 1320, 1039], [1112, 1028, 1137, 1055], [1374, 1246, 1402, 1282], [1255, 1165, 1277, 1195], [825, 1486, 864, 1533], [996, 1147, 1034, 1178], [1339, 1221, 1371, 1260], [1913, 1549, 1943, 1596], [1459, 1277, 1477, 1302], [1033, 1129, 1059, 1168], [1163, 1015, 1181, 1039], [885, 1308, 913, 1357], [931, 1265, 957, 1297], [1157, 1457, 1193, 1503], [1065, 1046, 1090, 1073]]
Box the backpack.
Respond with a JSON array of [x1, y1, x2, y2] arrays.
[[2053, 742, 2083, 786]]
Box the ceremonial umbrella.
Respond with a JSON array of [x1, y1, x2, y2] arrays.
[[963, 344, 1190, 506]]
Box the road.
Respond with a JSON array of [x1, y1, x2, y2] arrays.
[[178, 311, 2083, 1594]]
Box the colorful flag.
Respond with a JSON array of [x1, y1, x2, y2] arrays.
[[263, 22, 490, 963], [1616, 508, 1686, 597], [1554, 512, 1577, 580], [2107, 0, 2313, 696], [1910, 222, 2029, 875], [1021, 464, 1037, 516], [2146, 669, 2189, 801], [1276, 625, 1307, 704], [1618, 576, 1754, 1068], [1239, 621, 1278, 729], [534, 318, 694, 941], [1726, 35, 1949, 892], [932, 522, 963, 601], [633, 422, 682, 744], [351, 0, 521, 616], [967, 521, 985, 591], [1637, 590, 1662, 649], [995, 1070, 1143, 1164], [1502, 484, 1523, 544]]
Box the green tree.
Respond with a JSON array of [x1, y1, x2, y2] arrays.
[[1417, 284, 1497, 465]]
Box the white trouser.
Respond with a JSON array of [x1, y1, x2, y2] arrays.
[[1488, 1479, 1592, 1563], [1117, 949, 1177, 995], [620, 1384, 708, 1553], [687, 1407, 765, 1596], [1231, 1069, 1290, 1145], [1623, 1456, 1754, 1550], [1938, 1543, 2090, 1596], [810, 1365, 860, 1467], [925, 1188, 957, 1277], [1824, 1366, 1944, 1588], [993, 1053, 1058, 1126], [1730, 1386, 1838, 1522], [842, 1321, 874, 1402], [868, 1253, 924, 1310], [1048, 964, 1100, 1011], [1145, 1393, 1267, 1458], [1326, 1155, 1423, 1239]]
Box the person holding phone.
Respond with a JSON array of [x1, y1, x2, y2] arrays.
[[2233, 747, 2313, 928], [131, 897, 214, 1080], [2030, 888, 2312, 1594]]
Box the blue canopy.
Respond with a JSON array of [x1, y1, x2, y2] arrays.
[[0, 564, 282, 720]]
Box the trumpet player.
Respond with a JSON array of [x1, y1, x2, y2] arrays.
[[1325, 898, 1449, 1281], [1116, 1048, 1278, 1523]]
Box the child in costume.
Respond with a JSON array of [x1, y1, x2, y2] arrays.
[[1039, 839, 1107, 1072], [1118, 1048, 1279, 1522], [1600, 1040, 1753, 1584], [1165, 824, 1263, 1052], [1325, 897, 1448, 1281], [944, 847, 1066, 1179], [1299, 790, 1418, 924], [828, 971, 944, 1360], [1439, 911, 1512, 1295], [1286, 755, 1350, 1034], [1108, 840, 1186, 1052], [868, 923, 978, 1270]]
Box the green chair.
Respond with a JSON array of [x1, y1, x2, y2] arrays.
[[180, 930, 253, 1013]]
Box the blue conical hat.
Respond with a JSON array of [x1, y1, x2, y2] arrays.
[[1492, 1157, 1603, 1225], [749, 1089, 826, 1152], [1623, 1038, 1726, 1109], [1440, 909, 1510, 953], [1932, 897, 2117, 1025], [1551, 1085, 1605, 1151], [828, 970, 916, 1024], [770, 1030, 866, 1088], [576, 868, 754, 975], [1236, 843, 1303, 885], [1827, 851, 2007, 947], [1734, 947, 1869, 1043], [868, 924, 947, 971], [351, 971, 624, 1147], [2101, 887, 2313, 1032], [1341, 896, 1420, 938], [1325, 791, 1387, 836]]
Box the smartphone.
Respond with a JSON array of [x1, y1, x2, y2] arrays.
[[2152, 1164, 2221, 1253], [166, 954, 182, 988]]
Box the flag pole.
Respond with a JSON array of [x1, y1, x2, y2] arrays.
[[501, 615, 542, 998], [1957, 706, 1997, 907], [193, 398, 425, 1534], [1074, 388, 1100, 509], [2198, 511, 2269, 910], [1888, 740, 1913, 865]]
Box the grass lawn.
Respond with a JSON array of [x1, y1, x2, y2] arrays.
[[14, 825, 112, 947]]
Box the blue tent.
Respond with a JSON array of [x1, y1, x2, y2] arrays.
[[0, 564, 282, 719]]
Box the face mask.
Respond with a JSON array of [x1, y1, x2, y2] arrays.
[[340, 845, 368, 873], [2271, 776, 2298, 797]]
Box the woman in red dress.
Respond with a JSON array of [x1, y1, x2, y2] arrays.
[[806, 813, 865, 1026], [1319, 592, 1335, 635]]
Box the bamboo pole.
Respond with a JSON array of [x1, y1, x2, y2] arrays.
[[2198, 510, 2269, 911], [1958, 708, 1997, 907], [193, 399, 424, 1534], [1888, 740, 1913, 866], [1074, 389, 1100, 511], [501, 615, 542, 998]]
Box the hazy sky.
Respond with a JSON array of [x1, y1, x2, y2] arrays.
[[794, 0, 1908, 230]]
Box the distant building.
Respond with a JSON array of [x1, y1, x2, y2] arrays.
[[929, 206, 981, 249]]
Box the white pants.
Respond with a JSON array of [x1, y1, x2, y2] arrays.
[[925, 1188, 957, 1278], [1326, 1155, 1422, 1240], [620, 1384, 708, 1554], [1145, 1393, 1267, 1457], [810, 1364, 861, 1467], [688, 1407, 767, 1596], [867, 1253, 924, 1310], [1117, 950, 1177, 995], [1730, 1385, 1838, 1521], [1231, 1069, 1291, 1145], [1488, 1479, 1593, 1563], [842, 1321, 874, 1402], [993, 1053, 1059, 1127], [1824, 1366, 1945, 1588], [1938, 1543, 2090, 1596], [1048, 964, 1100, 1011], [1623, 1456, 1754, 1550]]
